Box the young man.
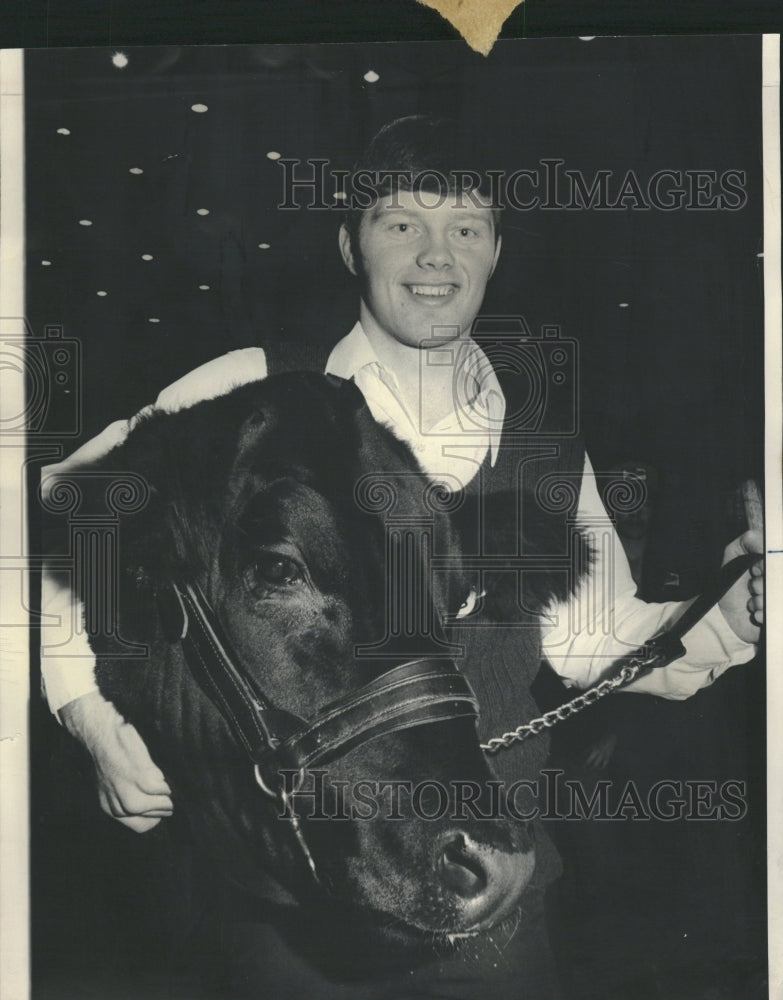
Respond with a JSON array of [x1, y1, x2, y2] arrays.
[[41, 114, 765, 993]]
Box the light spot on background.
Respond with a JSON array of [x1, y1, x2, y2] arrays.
[[191, 103, 208, 113], [129, 167, 144, 175], [148, 317, 160, 324], [56, 128, 70, 136], [112, 52, 129, 69], [198, 284, 210, 291], [79, 219, 92, 226], [141, 254, 153, 261], [364, 70, 380, 83], [619, 302, 629, 308], [41, 260, 52, 266], [196, 208, 210, 216], [258, 243, 270, 250], [334, 190, 347, 201], [266, 151, 281, 161], [96, 291, 108, 297], [579, 37, 596, 41]]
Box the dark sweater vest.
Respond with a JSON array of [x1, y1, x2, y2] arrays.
[[447, 350, 587, 890]]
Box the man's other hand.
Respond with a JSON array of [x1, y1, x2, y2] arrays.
[[718, 530, 764, 644], [59, 691, 173, 833]]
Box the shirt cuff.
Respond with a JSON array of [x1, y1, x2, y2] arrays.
[[625, 603, 757, 699]]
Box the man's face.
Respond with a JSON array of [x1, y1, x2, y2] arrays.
[[340, 189, 501, 349]]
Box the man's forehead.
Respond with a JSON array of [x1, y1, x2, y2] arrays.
[[364, 190, 496, 224]]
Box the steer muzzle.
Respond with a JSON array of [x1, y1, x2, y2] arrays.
[[437, 828, 535, 933]]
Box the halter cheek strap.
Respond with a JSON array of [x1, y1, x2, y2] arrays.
[[157, 581, 303, 760], [157, 582, 479, 791]]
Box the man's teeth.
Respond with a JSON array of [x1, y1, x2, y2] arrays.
[[408, 284, 455, 296]]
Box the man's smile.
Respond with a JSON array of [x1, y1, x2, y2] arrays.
[[404, 283, 459, 299]]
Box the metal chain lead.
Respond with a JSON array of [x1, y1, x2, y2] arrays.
[[480, 549, 762, 755], [480, 661, 643, 754]]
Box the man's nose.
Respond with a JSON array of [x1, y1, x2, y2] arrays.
[[417, 234, 454, 270]]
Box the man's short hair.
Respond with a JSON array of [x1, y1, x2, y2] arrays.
[[343, 114, 502, 249]]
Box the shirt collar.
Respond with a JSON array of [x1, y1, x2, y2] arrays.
[[325, 321, 378, 381], [325, 322, 506, 466]]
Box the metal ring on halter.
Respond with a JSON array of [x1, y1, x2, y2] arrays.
[[254, 762, 307, 799], [253, 763, 278, 799]]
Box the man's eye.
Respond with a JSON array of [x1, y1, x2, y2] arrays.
[[456, 227, 476, 239], [245, 553, 303, 591], [386, 221, 417, 236]]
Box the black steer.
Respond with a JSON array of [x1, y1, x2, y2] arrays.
[[55, 372, 538, 983]]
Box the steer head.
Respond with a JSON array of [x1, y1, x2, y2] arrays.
[[56, 372, 535, 957]]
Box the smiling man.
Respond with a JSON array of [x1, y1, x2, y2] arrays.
[[41, 114, 765, 999], [341, 189, 500, 349]]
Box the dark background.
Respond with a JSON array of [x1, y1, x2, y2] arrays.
[[25, 30, 769, 1000]]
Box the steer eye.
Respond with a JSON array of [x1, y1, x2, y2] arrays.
[[455, 586, 485, 619], [244, 552, 303, 593]]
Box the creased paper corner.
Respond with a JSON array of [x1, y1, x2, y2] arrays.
[[416, 0, 523, 56]]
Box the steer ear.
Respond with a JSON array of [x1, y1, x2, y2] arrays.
[[106, 394, 254, 585], [102, 408, 213, 587], [39, 432, 172, 655], [46, 412, 194, 598], [42, 390, 255, 655]]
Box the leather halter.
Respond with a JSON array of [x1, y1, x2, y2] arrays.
[[156, 552, 760, 879], [158, 580, 479, 797]]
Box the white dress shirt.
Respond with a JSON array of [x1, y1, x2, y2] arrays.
[[41, 333, 755, 713]]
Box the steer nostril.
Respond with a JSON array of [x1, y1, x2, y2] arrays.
[[436, 830, 536, 932], [440, 834, 488, 900]]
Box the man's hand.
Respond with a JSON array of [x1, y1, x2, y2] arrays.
[[718, 529, 764, 644], [59, 691, 173, 833]]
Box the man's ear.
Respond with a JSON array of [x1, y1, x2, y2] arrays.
[[339, 223, 358, 276], [489, 234, 502, 279]]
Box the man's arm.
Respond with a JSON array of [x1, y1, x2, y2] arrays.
[[41, 570, 172, 832], [40, 348, 267, 830], [542, 455, 762, 698]]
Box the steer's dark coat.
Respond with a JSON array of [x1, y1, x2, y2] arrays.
[[60, 372, 586, 993]]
